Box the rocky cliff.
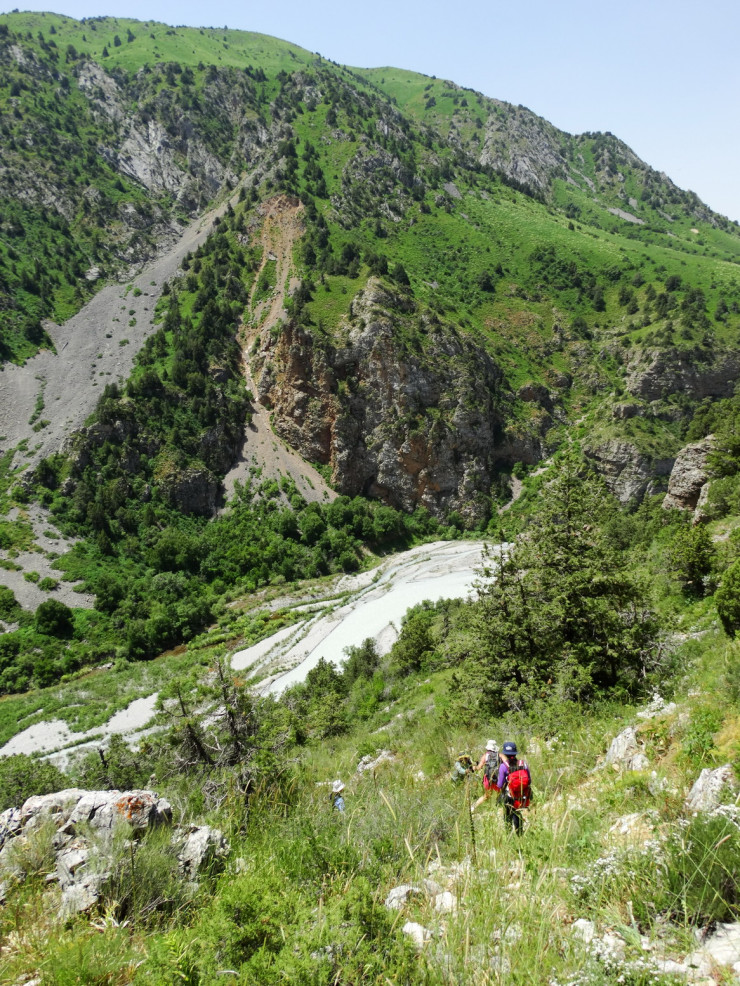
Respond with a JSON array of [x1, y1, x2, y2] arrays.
[[251, 280, 546, 523]]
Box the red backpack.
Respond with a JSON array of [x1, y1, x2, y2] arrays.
[[505, 760, 531, 809]]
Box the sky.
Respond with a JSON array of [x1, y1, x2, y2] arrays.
[[4, 0, 739, 222]]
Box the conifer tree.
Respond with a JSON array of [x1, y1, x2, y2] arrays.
[[452, 452, 663, 718]]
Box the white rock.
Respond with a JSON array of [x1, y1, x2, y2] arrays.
[[571, 918, 596, 944], [402, 921, 431, 948], [21, 789, 87, 830], [685, 765, 736, 814], [433, 891, 457, 914], [177, 825, 230, 879], [608, 812, 654, 840], [421, 878, 442, 896], [652, 958, 688, 975], [384, 884, 422, 909], [605, 727, 648, 771], [690, 922, 740, 969], [356, 750, 396, 774], [636, 694, 677, 720], [0, 806, 22, 849], [67, 790, 172, 838], [56, 842, 95, 890]]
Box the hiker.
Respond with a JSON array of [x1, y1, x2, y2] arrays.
[[330, 779, 346, 812], [497, 741, 531, 835], [471, 739, 500, 812]]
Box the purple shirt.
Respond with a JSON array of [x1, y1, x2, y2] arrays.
[[497, 762, 509, 789]]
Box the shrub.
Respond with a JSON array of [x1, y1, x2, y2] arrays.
[[0, 753, 68, 811], [716, 559, 740, 636], [35, 598, 74, 637], [0, 585, 20, 621]]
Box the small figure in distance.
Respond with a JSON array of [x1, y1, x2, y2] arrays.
[[497, 740, 531, 835], [471, 739, 500, 813], [331, 779, 346, 812]]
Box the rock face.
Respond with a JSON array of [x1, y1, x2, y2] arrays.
[[626, 348, 740, 403], [584, 441, 674, 504], [160, 466, 220, 516], [252, 280, 546, 523], [662, 437, 714, 513]]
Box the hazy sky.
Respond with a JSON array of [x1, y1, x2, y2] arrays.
[[5, 0, 739, 222]]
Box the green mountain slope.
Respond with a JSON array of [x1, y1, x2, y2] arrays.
[[0, 11, 739, 697]]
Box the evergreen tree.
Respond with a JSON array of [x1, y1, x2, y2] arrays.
[[452, 453, 663, 718]]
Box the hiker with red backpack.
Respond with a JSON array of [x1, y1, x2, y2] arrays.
[[496, 741, 531, 834]]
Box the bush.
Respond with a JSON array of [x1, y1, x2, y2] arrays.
[[0, 753, 68, 811], [35, 598, 74, 637], [716, 559, 740, 636], [0, 585, 20, 621]]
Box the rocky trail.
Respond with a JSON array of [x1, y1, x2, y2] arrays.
[[221, 196, 334, 505]]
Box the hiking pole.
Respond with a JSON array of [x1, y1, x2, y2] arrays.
[[465, 772, 477, 865]]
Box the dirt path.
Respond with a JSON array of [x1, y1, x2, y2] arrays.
[[221, 197, 335, 505], [0, 188, 243, 474]]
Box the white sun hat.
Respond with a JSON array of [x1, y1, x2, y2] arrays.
[[332, 779, 345, 793]]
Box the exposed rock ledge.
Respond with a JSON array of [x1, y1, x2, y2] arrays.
[[252, 280, 549, 523], [584, 441, 673, 504], [662, 437, 714, 515]]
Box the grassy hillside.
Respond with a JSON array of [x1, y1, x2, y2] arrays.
[[0, 14, 738, 749], [1, 451, 739, 985]]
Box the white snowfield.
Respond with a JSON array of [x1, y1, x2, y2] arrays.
[[232, 539, 503, 694], [0, 539, 500, 761]]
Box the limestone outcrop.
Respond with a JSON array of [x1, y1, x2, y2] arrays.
[[662, 437, 714, 513], [251, 280, 548, 523], [584, 441, 674, 504], [0, 789, 228, 918]]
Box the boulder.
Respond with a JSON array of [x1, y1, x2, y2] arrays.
[[177, 825, 230, 880], [384, 884, 422, 909], [402, 922, 432, 948], [604, 727, 649, 771], [21, 789, 88, 831], [685, 765, 736, 814], [662, 438, 714, 513], [66, 790, 172, 838], [433, 891, 457, 914]]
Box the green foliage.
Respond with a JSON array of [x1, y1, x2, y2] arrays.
[[662, 814, 740, 925], [717, 559, 740, 637], [0, 585, 20, 622], [34, 598, 74, 637], [0, 752, 68, 811], [668, 524, 715, 596], [452, 453, 664, 719]]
